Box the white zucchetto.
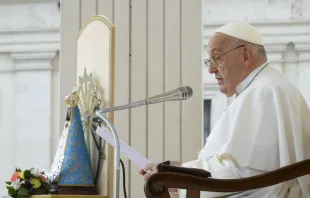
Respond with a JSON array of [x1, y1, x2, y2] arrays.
[[215, 21, 264, 46]]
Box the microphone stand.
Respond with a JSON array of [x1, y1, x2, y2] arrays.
[[94, 86, 193, 198], [95, 111, 120, 198]]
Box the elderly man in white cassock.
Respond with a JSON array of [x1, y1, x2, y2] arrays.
[[140, 21, 310, 198]]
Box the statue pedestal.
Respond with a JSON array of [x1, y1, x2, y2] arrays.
[[49, 182, 98, 195], [57, 186, 98, 195], [31, 195, 108, 198]]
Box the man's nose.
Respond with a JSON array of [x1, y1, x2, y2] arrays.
[[208, 65, 218, 74]]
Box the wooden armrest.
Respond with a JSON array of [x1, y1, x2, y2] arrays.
[[145, 159, 310, 198], [157, 164, 212, 178]]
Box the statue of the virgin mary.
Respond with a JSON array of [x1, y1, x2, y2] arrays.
[[46, 70, 103, 195]]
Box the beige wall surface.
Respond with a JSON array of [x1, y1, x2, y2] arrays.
[[60, 0, 203, 197]]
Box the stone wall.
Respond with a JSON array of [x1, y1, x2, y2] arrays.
[[0, 1, 60, 196]]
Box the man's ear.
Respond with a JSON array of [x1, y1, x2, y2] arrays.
[[242, 46, 252, 67]]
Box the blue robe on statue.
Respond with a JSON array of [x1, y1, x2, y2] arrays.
[[58, 105, 94, 187]]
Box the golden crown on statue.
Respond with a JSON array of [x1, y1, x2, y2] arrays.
[[65, 89, 80, 107]]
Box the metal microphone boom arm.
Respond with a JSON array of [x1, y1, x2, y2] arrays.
[[95, 86, 193, 198], [98, 86, 193, 114]]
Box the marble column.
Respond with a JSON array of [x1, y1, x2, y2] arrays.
[[296, 49, 310, 106], [264, 44, 287, 73], [269, 52, 283, 72], [0, 2, 60, 196], [0, 54, 16, 196], [282, 43, 299, 88], [11, 52, 56, 170]]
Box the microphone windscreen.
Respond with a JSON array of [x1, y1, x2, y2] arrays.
[[181, 86, 193, 99]]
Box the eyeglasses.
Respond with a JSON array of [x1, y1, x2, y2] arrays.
[[204, 45, 245, 68]]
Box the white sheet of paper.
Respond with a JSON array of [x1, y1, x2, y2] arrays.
[[96, 126, 150, 170]]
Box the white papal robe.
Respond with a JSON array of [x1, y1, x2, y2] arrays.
[[174, 62, 310, 198]]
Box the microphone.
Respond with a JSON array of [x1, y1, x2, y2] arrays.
[[95, 86, 192, 198], [97, 86, 193, 114]]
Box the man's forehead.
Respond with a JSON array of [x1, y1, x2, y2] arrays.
[[207, 33, 232, 54], [207, 43, 223, 55]]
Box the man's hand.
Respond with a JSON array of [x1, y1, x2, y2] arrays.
[[139, 161, 182, 181], [139, 163, 158, 181]]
